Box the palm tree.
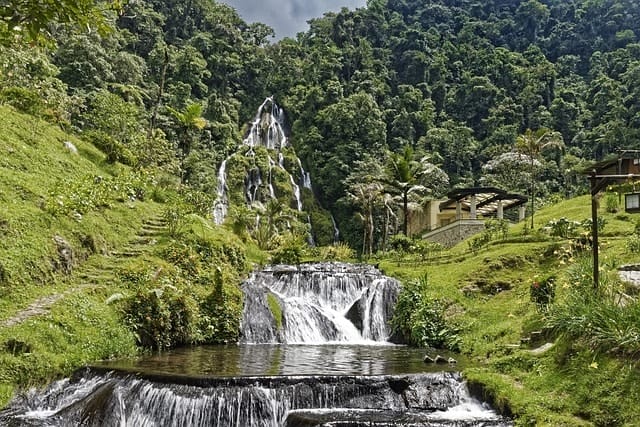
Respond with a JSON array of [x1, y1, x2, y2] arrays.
[[381, 146, 449, 236], [345, 181, 383, 256], [516, 128, 564, 229], [167, 103, 207, 182]]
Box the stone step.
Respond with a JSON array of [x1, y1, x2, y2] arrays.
[[140, 224, 167, 231]]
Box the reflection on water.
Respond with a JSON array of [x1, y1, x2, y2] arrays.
[[95, 344, 464, 377]]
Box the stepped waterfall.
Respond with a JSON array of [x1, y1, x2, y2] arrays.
[[0, 262, 512, 426], [240, 263, 399, 344]]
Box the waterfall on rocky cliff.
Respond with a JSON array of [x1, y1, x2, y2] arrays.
[[213, 159, 228, 225], [240, 263, 400, 345], [212, 97, 307, 225]]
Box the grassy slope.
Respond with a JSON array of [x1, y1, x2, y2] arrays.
[[381, 195, 640, 426], [0, 107, 166, 404]]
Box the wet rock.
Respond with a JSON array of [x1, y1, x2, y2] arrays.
[[447, 357, 457, 364], [434, 355, 447, 364], [53, 235, 74, 274], [423, 355, 434, 364]]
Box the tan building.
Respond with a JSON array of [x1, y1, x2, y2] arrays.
[[418, 187, 528, 247]]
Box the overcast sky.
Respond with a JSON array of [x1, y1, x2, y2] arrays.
[[220, 0, 367, 39]]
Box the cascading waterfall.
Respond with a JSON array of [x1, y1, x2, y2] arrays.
[[0, 263, 512, 426], [213, 159, 228, 225], [240, 263, 400, 344], [211, 97, 307, 225], [0, 368, 511, 427]]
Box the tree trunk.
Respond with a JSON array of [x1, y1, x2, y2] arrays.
[[403, 190, 409, 236]]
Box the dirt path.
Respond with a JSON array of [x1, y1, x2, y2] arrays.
[[0, 284, 94, 328], [1, 215, 167, 329]]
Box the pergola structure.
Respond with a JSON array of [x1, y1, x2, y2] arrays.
[[439, 187, 528, 220]]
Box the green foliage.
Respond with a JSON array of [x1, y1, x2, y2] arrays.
[[547, 257, 640, 357], [391, 274, 461, 350], [626, 234, 640, 253], [270, 236, 304, 265], [0, 0, 118, 45], [605, 192, 620, 213], [530, 275, 556, 310], [84, 130, 137, 166], [317, 243, 355, 261], [123, 284, 200, 350], [200, 268, 243, 343], [467, 219, 511, 254], [267, 293, 283, 330], [44, 171, 148, 218], [546, 217, 580, 238]]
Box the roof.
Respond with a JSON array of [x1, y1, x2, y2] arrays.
[[439, 187, 528, 216], [583, 151, 640, 175]]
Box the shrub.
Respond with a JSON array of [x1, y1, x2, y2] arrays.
[[391, 274, 461, 350], [605, 192, 619, 213], [388, 234, 413, 253], [123, 284, 200, 350], [627, 235, 640, 253], [84, 130, 137, 166], [199, 268, 243, 343], [530, 275, 556, 310], [318, 242, 355, 261], [546, 257, 640, 357], [270, 237, 305, 265]]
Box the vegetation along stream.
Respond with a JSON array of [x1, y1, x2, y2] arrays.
[[0, 263, 510, 426]]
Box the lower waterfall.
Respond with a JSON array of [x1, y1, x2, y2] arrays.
[[0, 263, 512, 426], [0, 368, 510, 427]]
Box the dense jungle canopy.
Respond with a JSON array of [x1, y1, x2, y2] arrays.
[[2, 0, 640, 247]]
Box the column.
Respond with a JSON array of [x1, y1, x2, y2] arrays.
[[470, 195, 477, 219], [519, 205, 526, 221], [497, 200, 504, 219], [456, 201, 462, 220]]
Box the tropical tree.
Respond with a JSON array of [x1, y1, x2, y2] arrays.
[[167, 102, 207, 182], [381, 146, 449, 236], [516, 128, 564, 228], [1, 0, 120, 46]]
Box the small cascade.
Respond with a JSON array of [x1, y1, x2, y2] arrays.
[[288, 175, 302, 211], [331, 214, 341, 243], [243, 96, 288, 150], [240, 263, 399, 344], [0, 368, 511, 427], [213, 159, 228, 225], [245, 168, 262, 206], [297, 158, 312, 190]]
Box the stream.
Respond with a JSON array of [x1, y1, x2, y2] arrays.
[[0, 263, 512, 426]]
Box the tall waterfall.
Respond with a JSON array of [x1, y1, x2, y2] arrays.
[[212, 97, 306, 225], [240, 263, 400, 345]]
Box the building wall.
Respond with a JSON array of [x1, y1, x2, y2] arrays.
[[422, 220, 486, 248]]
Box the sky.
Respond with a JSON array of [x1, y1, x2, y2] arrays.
[[220, 0, 367, 40]]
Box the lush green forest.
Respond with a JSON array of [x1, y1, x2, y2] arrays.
[[3, 1, 640, 424], [3, 0, 640, 248]]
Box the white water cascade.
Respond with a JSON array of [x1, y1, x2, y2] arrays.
[[240, 263, 400, 345], [212, 97, 307, 225], [0, 263, 513, 427]]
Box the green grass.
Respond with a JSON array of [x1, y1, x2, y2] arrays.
[[379, 194, 640, 425]]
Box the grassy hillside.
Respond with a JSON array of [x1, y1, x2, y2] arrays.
[[380, 194, 640, 425], [0, 106, 256, 406]]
